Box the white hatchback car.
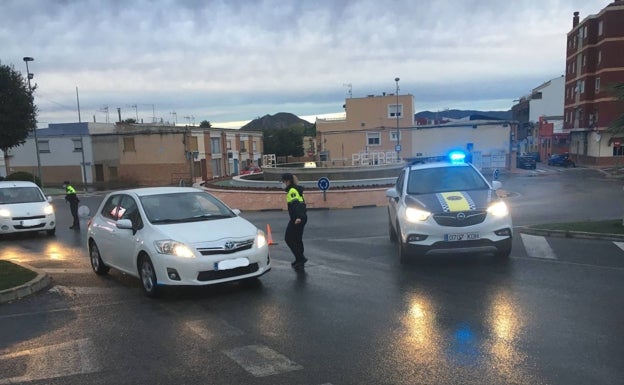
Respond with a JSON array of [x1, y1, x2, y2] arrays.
[[386, 154, 512, 262], [0, 181, 56, 236], [87, 187, 270, 296]]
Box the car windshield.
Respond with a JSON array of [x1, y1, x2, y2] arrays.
[[140, 191, 235, 224], [406, 166, 490, 195], [0, 187, 45, 204]]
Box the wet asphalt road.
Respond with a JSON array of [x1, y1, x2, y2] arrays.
[[0, 166, 623, 384]]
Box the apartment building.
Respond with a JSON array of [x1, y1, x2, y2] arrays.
[[564, 1, 624, 165]]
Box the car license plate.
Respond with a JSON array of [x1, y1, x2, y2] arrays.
[[445, 232, 479, 241], [215, 258, 249, 271], [20, 219, 40, 227]]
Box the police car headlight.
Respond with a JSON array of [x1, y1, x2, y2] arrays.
[[154, 240, 195, 258], [405, 207, 431, 222], [487, 201, 509, 217]]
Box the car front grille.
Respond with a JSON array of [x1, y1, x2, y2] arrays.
[[14, 223, 45, 230], [197, 263, 259, 281], [13, 215, 46, 220], [433, 211, 487, 227], [197, 239, 254, 256]]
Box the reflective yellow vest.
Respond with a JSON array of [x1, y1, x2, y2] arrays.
[[286, 187, 304, 204], [66, 185, 76, 194]]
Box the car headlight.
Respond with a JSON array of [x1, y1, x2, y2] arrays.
[[256, 229, 267, 248], [44, 204, 54, 215], [154, 240, 195, 258], [487, 201, 509, 217], [405, 207, 431, 222], [0, 209, 10, 218]]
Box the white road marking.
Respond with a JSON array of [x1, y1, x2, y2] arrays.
[[41, 268, 93, 274], [48, 285, 124, 297], [614, 242, 624, 252], [223, 345, 303, 377], [0, 338, 99, 384], [520, 233, 557, 260], [186, 318, 245, 342], [270, 259, 361, 276], [326, 235, 389, 244]]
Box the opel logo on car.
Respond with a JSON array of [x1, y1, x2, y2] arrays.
[[224, 241, 235, 249], [456, 212, 466, 221]]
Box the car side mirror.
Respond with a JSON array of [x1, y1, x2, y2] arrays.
[[232, 209, 241, 216], [47, 196, 53, 203], [116, 219, 134, 230], [491, 181, 502, 190], [385, 188, 399, 201]]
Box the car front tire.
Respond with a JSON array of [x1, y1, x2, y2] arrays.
[[388, 213, 397, 243], [89, 241, 110, 275], [494, 238, 512, 258], [47, 228, 56, 236], [139, 254, 160, 297]]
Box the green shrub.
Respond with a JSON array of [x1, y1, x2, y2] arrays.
[[5, 171, 41, 187]]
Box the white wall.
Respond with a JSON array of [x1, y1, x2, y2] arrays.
[[529, 76, 565, 122], [0, 150, 6, 177], [410, 123, 510, 158]]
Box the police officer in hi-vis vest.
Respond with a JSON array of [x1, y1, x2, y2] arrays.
[[63, 181, 80, 229], [280, 173, 308, 270]]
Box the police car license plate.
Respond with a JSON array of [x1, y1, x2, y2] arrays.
[[214, 258, 249, 271], [445, 232, 479, 241]]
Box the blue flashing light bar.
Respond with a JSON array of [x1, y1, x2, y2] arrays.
[[449, 151, 466, 163]]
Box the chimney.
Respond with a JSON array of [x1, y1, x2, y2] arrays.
[[573, 11, 580, 28]]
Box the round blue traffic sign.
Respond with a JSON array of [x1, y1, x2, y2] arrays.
[[317, 177, 330, 191]]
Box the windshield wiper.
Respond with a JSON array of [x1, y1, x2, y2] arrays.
[[150, 218, 186, 224]]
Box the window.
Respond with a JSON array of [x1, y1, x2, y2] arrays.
[[595, 77, 600, 92], [388, 104, 403, 118], [123, 137, 135, 152], [210, 138, 220, 153], [38, 140, 50, 153], [211, 159, 223, 177], [72, 138, 83, 152], [598, 50, 602, 64], [367, 132, 381, 146], [240, 140, 246, 152], [572, 62, 575, 74], [582, 26, 587, 39], [390, 131, 401, 141], [252, 141, 257, 152], [598, 20, 603, 36], [101, 195, 123, 220], [582, 54, 586, 67], [226, 140, 232, 150]]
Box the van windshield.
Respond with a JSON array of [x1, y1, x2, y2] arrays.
[[0, 187, 45, 204]]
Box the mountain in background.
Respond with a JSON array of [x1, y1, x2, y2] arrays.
[[240, 112, 314, 131], [414, 109, 512, 120]]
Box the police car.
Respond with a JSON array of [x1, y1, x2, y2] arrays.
[[386, 152, 512, 262]]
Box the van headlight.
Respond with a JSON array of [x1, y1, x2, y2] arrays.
[[487, 201, 509, 217], [256, 229, 267, 248], [405, 207, 431, 222], [154, 240, 195, 258], [44, 204, 54, 215]]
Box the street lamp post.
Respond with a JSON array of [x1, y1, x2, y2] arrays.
[[394, 77, 400, 160], [23, 57, 43, 186]]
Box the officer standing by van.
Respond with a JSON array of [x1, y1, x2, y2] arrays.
[[63, 181, 80, 229]]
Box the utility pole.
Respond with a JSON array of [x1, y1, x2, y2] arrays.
[[23, 57, 43, 186]]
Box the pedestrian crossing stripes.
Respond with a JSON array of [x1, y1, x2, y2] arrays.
[[614, 242, 624, 252], [223, 345, 303, 377], [520, 233, 557, 260]]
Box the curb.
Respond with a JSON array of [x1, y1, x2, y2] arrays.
[[0, 261, 51, 304], [518, 226, 624, 241]]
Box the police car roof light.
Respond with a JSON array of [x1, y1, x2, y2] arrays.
[[448, 151, 466, 163]]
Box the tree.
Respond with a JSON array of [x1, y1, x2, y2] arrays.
[[122, 118, 137, 124], [607, 82, 624, 135], [263, 125, 304, 160], [199, 120, 211, 128], [0, 62, 38, 174]]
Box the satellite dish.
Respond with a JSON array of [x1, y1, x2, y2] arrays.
[[78, 205, 90, 217], [593, 132, 601, 142]]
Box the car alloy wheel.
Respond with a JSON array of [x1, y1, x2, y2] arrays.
[[139, 256, 160, 297], [89, 241, 109, 275]]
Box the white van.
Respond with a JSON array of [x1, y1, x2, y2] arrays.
[[0, 181, 56, 236]]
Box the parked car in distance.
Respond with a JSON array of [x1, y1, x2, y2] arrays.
[[516, 155, 537, 170], [547, 153, 576, 168], [0, 181, 56, 236], [240, 166, 262, 175], [525, 152, 541, 163], [87, 187, 270, 297]]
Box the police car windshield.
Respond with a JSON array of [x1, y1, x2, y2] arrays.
[[406, 166, 490, 195]]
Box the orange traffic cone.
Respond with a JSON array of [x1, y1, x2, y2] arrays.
[[266, 224, 277, 245]]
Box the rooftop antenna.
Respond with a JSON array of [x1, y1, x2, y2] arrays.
[[99, 105, 109, 123], [170, 111, 177, 125], [343, 83, 352, 98]]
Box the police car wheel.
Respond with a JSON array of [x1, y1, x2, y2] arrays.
[[494, 239, 512, 258], [388, 215, 397, 243], [397, 227, 409, 263]]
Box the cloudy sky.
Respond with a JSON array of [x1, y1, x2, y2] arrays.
[[1, 0, 608, 128]]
